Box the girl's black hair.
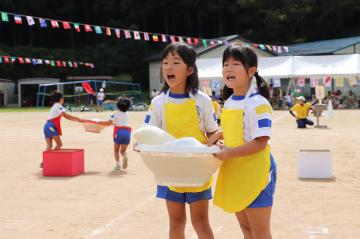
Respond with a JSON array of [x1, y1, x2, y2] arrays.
[[50, 90, 64, 105], [117, 97, 131, 112], [160, 43, 199, 94], [222, 44, 270, 101]]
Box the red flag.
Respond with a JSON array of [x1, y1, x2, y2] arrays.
[[51, 20, 59, 28], [193, 38, 200, 46], [62, 21, 71, 29], [56, 61, 62, 67], [84, 24, 92, 32], [170, 36, 176, 43], [3, 56, 10, 63], [82, 82, 95, 94], [18, 57, 25, 64], [105, 27, 111, 36], [186, 37, 192, 45]]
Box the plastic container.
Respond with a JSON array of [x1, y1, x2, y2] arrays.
[[82, 119, 105, 133], [137, 144, 222, 187]]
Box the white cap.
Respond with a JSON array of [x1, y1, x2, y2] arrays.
[[100, 88, 104, 92], [296, 96, 305, 102]]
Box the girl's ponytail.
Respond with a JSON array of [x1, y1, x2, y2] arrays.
[[254, 72, 270, 101], [222, 85, 233, 101]]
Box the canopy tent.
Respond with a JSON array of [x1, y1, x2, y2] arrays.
[[197, 54, 360, 78]]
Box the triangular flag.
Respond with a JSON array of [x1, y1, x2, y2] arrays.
[[3, 56, 10, 63], [56, 61, 62, 67], [84, 24, 92, 32], [73, 62, 78, 68], [265, 45, 272, 51], [134, 31, 141, 40], [14, 15, 22, 24], [186, 37, 192, 45], [284, 46, 289, 52], [170, 36, 176, 43], [62, 61, 67, 67], [252, 43, 259, 48], [31, 59, 37, 65], [62, 21, 71, 30], [193, 38, 200, 46], [152, 35, 159, 42], [37, 59, 43, 64], [161, 34, 167, 42], [51, 20, 59, 28], [259, 44, 266, 50], [210, 41, 216, 47], [94, 26, 102, 34], [324, 76, 332, 87], [0, 57, 2, 63], [143, 32, 150, 41], [1, 12, 9, 22], [202, 39, 208, 47], [50, 61, 55, 67], [18, 57, 25, 64], [25, 58, 31, 64], [68, 61, 73, 67], [10, 57, 16, 63], [124, 30, 131, 39], [178, 36, 184, 43], [39, 18, 47, 28], [115, 29, 121, 38], [26, 16, 35, 26], [105, 27, 111, 36], [73, 23, 80, 32], [44, 60, 50, 65]]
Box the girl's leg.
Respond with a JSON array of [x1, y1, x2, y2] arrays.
[[235, 211, 254, 239], [189, 200, 214, 239], [166, 200, 186, 239], [45, 138, 52, 151], [53, 136, 62, 150], [120, 144, 128, 169], [114, 144, 120, 170], [243, 207, 273, 239]]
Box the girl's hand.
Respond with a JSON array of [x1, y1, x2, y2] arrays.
[[213, 142, 232, 161], [207, 130, 223, 146]]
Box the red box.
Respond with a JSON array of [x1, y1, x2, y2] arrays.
[[43, 149, 84, 176]]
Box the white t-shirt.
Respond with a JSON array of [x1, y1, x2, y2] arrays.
[[110, 111, 128, 127], [223, 86, 272, 142], [96, 92, 105, 101], [48, 103, 65, 120], [144, 90, 219, 134]]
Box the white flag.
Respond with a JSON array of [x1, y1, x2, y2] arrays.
[[26, 16, 35, 26]]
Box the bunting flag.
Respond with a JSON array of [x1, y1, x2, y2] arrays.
[[105, 27, 111, 36], [14, 15, 22, 24], [82, 82, 95, 94], [26, 16, 35, 26], [297, 77, 305, 87], [324, 76, 332, 87], [62, 21, 71, 30], [0, 10, 290, 53], [134, 31, 141, 40], [0, 55, 95, 69], [115, 29, 121, 38], [51, 20, 59, 28], [39, 18, 47, 28]]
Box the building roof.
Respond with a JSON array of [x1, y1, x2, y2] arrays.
[[280, 36, 360, 56], [146, 35, 274, 61]]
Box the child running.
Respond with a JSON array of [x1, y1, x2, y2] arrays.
[[143, 43, 219, 239], [97, 96, 132, 170], [208, 45, 277, 239], [42, 91, 82, 165]]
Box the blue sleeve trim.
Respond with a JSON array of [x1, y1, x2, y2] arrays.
[[258, 118, 272, 128], [144, 114, 151, 123]]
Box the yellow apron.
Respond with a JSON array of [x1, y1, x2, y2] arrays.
[[164, 97, 212, 193], [214, 108, 270, 213]]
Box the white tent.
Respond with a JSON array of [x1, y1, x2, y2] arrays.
[[197, 54, 360, 78]]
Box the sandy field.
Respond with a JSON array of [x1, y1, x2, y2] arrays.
[[0, 110, 359, 239]]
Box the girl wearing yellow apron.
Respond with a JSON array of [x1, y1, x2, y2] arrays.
[[208, 45, 276, 239], [144, 43, 219, 239]]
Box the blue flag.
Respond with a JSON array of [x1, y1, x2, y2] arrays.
[[39, 18, 47, 28], [94, 26, 102, 34], [31, 59, 37, 65]]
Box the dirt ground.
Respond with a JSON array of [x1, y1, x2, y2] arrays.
[[0, 110, 359, 239]]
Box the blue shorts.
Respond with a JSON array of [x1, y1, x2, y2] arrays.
[[156, 185, 212, 204], [43, 121, 59, 139], [96, 100, 103, 106], [114, 128, 131, 145], [248, 155, 277, 208]]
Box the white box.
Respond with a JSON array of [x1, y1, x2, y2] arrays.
[[137, 144, 222, 187], [297, 149, 332, 179]]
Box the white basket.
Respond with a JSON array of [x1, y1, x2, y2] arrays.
[[137, 144, 222, 187], [82, 120, 106, 133]]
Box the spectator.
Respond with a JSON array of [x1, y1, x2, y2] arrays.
[[96, 88, 105, 112]]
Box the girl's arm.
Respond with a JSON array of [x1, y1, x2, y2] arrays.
[[214, 136, 269, 161], [62, 112, 81, 122], [96, 120, 113, 126], [207, 130, 223, 146]]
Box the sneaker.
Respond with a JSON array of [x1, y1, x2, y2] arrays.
[[122, 157, 128, 169], [114, 164, 121, 170]]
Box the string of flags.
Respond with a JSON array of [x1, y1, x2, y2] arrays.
[[0, 55, 95, 68], [0, 11, 290, 54]]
